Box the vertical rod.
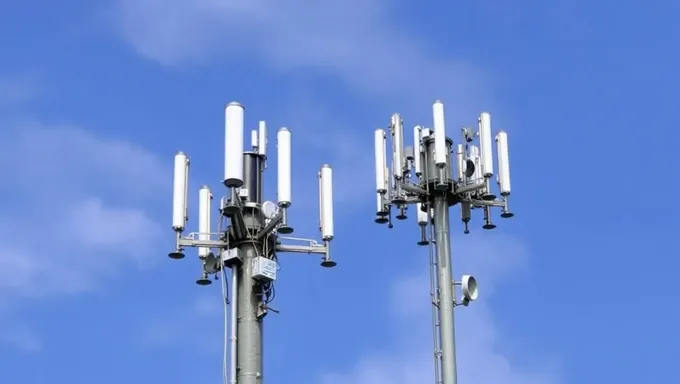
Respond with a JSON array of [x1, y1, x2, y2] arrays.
[[229, 267, 238, 384], [433, 196, 458, 384], [236, 244, 263, 384]]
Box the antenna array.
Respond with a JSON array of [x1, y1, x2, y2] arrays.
[[373, 101, 515, 384], [168, 102, 336, 384]]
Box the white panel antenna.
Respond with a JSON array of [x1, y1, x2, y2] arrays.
[[277, 127, 292, 206], [433, 101, 447, 166], [391, 114, 405, 178], [183, 155, 189, 226], [224, 102, 244, 187], [478, 112, 494, 177], [258, 121, 267, 156], [496, 131, 511, 196], [198, 185, 213, 258], [318, 168, 324, 231], [413, 125, 422, 177], [374, 129, 387, 193], [172, 151, 189, 232], [276, 127, 294, 234], [319, 165, 334, 240]]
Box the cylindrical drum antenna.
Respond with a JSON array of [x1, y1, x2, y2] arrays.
[[224, 102, 245, 187]]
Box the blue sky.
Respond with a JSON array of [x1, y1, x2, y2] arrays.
[[0, 0, 678, 383]]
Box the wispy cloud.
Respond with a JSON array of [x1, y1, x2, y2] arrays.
[[110, 0, 491, 111], [319, 235, 563, 384], [0, 120, 167, 304]]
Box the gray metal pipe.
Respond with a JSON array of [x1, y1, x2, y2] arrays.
[[434, 196, 458, 384]]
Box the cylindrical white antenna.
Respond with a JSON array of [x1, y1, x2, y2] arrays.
[[183, 156, 189, 224], [318, 169, 324, 231], [416, 202, 428, 225], [479, 112, 494, 177], [251, 130, 259, 151], [413, 125, 422, 177], [258, 121, 267, 156], [277, 127, 292, 206], [172, 151, 189, 231], [496, 131, 511, 196], [319, 164, 334, 240], [198, 185, 213, 258], [433, 101, 447, 165], [391, 114, 404, 177], [456, 144, 465, 181], [224, 102, 244, 187], [376, 192, 384, 214], [421, 128, 431, 139], [374, 129, 387, 193]]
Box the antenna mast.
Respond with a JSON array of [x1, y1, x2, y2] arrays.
[[168, 102, 337, 384], [373, 103, 514, 384]]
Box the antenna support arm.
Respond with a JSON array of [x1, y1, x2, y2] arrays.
[[454, 182, 486, 195], [465, 199, 506, 207], [178, 238, 229, 248], [275, 244, 327, 255], [401, 182, 428, 196]]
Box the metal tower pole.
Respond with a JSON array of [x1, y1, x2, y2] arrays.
[[236, 243, 264, 383], [433, 196, 458, 384], [236, 153, 265, 384], [372, 102, 515, 384]]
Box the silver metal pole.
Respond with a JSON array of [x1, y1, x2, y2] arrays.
[[236, 243, 263, 384], [236, 152, 265, 384], [433, 196, 458, 384]]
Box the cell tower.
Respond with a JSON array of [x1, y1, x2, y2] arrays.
[[373, 102, 514, 384], [168, 102, 337, 384]]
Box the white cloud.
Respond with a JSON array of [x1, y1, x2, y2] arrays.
[[319, 235, 563, 384], [0, 120, 167, 303], [110, 0, 491, 110]]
